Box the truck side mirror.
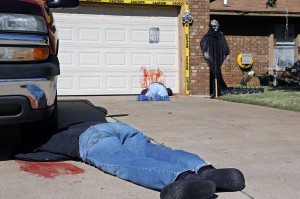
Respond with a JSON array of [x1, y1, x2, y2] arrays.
[[46, 0, 79, 8]]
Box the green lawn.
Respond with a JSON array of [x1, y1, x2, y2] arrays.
[[219, 86, 300, 112]]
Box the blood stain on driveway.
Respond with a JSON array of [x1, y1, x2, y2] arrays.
[[16, 160, 85, 178]]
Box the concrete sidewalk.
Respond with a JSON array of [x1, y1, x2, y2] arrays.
[[1, 95, 299, 199]]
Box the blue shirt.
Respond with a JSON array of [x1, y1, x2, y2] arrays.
[[145, 83, 168, 97]]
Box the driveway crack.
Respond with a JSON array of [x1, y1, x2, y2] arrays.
[[241, 190, 256, 199]]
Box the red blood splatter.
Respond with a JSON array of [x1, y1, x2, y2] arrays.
[[16, 160, 85, 178], [140, 66, 165, 88]]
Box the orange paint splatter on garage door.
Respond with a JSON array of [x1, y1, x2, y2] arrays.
[[140, 66, 165, 89], [16, 160, 85, 178]]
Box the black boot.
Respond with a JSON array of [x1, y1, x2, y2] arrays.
[[197, 167, 246, 192], [160, 179, 216, 199]]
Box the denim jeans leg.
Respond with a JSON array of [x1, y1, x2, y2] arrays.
[[116, 122, 210, 172], [80, 136, 187, 189], [123, 135, 209, 172], [79, 123, 209, 190]]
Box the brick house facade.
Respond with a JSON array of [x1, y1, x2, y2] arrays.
[[189, 0, 210, 95], [188, 0, 300, 95]]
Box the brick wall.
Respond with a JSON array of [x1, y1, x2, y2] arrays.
[[188, 2, 270, 95], [222, 35, 270, 87], [218, 15, 272, 88], [189, 0, 210, 95], [189, 5, 300, 95]]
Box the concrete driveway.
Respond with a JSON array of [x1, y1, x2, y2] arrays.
[[0, 95, 299, 199]]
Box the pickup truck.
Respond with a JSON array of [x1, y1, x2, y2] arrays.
[[0, 0, 79, 130]]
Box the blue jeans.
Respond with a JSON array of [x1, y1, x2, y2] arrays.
[[79, 122, 209, 190]]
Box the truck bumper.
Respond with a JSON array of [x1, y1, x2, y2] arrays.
[[0, 77, 56, 124]]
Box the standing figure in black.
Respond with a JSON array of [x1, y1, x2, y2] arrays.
[[200, 19, 230, 98]]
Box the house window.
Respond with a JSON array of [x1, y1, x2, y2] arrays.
[[273, 24, 295, 69]]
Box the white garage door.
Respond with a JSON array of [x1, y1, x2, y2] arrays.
[[53, 3, 179, 95]]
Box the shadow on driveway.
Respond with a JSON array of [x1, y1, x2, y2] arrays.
[[0, 99, 107, 161]]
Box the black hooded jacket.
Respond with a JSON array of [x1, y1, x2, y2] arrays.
[[200, 25, 230, 72]]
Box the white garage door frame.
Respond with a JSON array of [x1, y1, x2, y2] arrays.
[[53, 0, 190, 95]]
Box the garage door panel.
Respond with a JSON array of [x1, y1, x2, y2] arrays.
[[57, 73, 178, 95], [106, 53, 127, 67], [106, 76, 128, 90], [160, 30, 177, 43], [58, 76, 74, 90], [80, 76, 101, 89], [132, 76, 143, 88], [58, 27, 74, 41], [80, 52, 101, 66], [106, 28, 126, 42], [132, 53, 151, 65], [164, 75, 177, 88], [131, 30, 148, 43], [59, 49, 178, 71], [79, 28, 101, 42], [54, 4, 179, 95], [157, 53, 176, 65], [58, 48, 103, 69], [58, 51, 74, 66], [131, 27, 177, 45]]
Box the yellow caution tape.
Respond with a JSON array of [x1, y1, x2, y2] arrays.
[[80, 0, 184, 6], [184, 3, 190, 94]]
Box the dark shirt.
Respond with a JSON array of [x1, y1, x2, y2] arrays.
[[15, 121, 106, 161]]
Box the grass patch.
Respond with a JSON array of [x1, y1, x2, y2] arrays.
[[219, 86, 300, 112]]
